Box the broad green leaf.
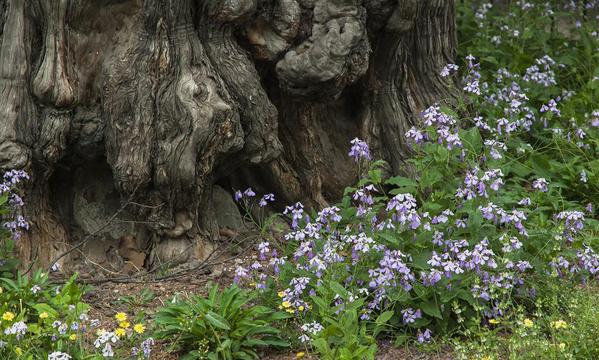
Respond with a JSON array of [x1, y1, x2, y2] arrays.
[[205, 311, 231, 330]]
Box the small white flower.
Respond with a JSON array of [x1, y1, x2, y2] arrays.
[[298, 334, 310, 343], [580, 170, 588, 183], [49, 352, 72, 360], [102, 343, 114, 357]]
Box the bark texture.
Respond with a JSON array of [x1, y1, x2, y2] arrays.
[[0, 0, 456, 271]]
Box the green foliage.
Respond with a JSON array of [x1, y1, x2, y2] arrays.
[[308, 281, 378, 360], [116, 288, 156, 310], [0, 271, 152, 359], [154, 284, 291, 359], [452, 282, 599, 360]]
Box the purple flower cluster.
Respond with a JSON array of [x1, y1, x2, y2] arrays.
[[1, 170, 30, 241], [479, 202, 528, 236], [550, 245, 599, 280], [532, 178, 549, 192], [352, 185, 377, 217], [4, 321, 28, 339], [417, 328, 432, 343], [368, 249, 414, 291], [554, 210, 585, 243], [523, 55, 557, 86], [385, 193, 422, 230], [591, 110, 599, 127], [401, 308, 422, 324], [259, 193, 275, 207], [234, 187, 256, 202], [406, 105, 462, 150], [348, 138, 372, 162], [281, 277, 311, 311], [440, 63, 459, 77], [540, 99, 561, 117], [456, 168, 504, 200], [463, 55, 484, 96], [474, 3, 493, 27], [283, 202, 306, 230]]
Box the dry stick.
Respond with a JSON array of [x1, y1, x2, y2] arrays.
[[46, 186, 143, 273]]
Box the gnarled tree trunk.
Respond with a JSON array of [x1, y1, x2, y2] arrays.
[[0, 0, 456, 272]]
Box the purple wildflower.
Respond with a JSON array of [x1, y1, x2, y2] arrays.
[[348, 138, 371, 162]]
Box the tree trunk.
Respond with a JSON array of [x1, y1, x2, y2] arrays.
[[0, 0, 456, 272]]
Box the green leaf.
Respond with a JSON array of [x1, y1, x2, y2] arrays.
[[368, 169, 382, 185], [217, 339, 232, 352], [394, 333, 410, 347], [32, 303, 59, 318], [375, 311, 394, 325], [205, 311, 231, 330], [420, 168, 443, 189], [253, 337, 290, 348], [460, 127, 482, 154], [386, 176, 417, 187], [420, 299, 443, 319], [377, 232, 399, 246], [311, 295, 328, 312], [329, 281, 348, 298]]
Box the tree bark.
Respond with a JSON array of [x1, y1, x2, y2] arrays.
[[0, 0, 456, 271]]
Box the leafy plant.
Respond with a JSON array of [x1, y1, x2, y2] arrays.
[[154, 284, 291, 359], [116, 288, 156, 310], [308, 281, 378, 360], [0, 271, 153, 359]]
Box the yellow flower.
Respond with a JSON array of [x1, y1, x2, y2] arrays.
[[277, 291, 285, 298], [69, 334, 77, 341], [96, 328, 107, 336], [15, 347, 23, 356], [296, 352, 305, 358], [115, 312, 127, 322], [133, 323, 146, 334], [39, 312, 49, 319], [489, 319, 500, 325], [0, 286, 3, 294], [523, 318, 533, 328], [286, 309, 295, 314], [551, 320, 567, 329], [558, 343, 566, 351], [115, 328, 126, 337], [2, 311, 15, 321], [282, 301, 291, 308], [298, 306, 305, 311], [119, 321, 130, 329]]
